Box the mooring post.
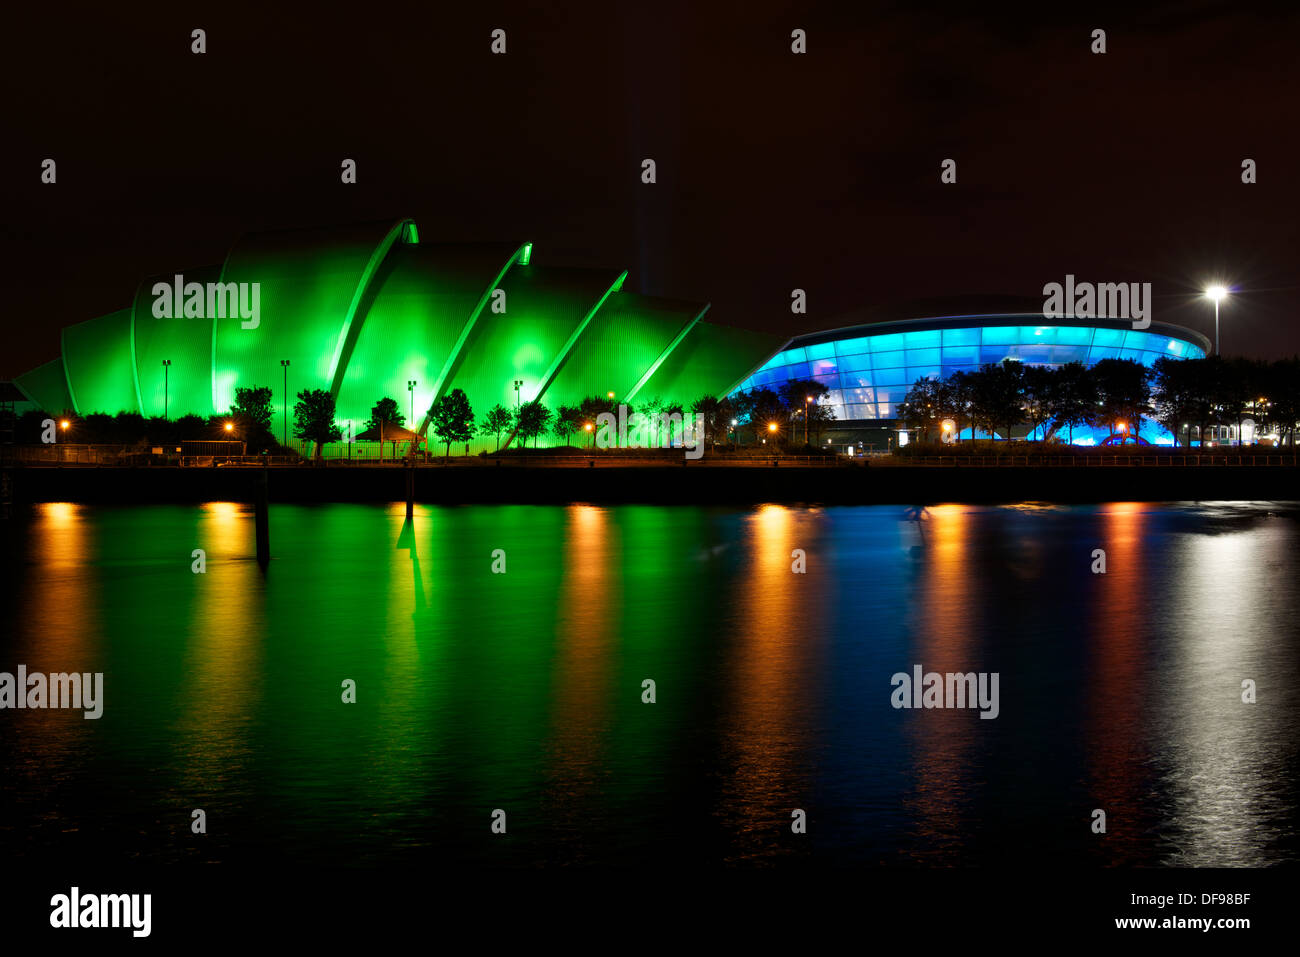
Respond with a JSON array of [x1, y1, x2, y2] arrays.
[[255, 464, 270, 568], [405, 462, 414, 520]]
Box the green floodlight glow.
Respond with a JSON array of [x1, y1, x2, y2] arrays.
[[19, 220, 782, 451]]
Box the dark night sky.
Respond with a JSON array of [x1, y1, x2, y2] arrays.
[[3, 0, 1297, 378]]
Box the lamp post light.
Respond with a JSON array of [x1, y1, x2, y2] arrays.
[[730, 418, 738, 447], [514, 379, 524, 408], [408, 379, 418, 425], [162, 359, 171, 419], [280, 359, 291, 446], [805, 395, 813, 445], [1205, 285, 1229, 356]]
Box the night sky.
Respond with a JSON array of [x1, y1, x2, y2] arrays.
[[3, 0, 1297, 378]]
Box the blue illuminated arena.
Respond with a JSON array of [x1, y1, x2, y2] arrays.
[[734, 314, 1210, 445]]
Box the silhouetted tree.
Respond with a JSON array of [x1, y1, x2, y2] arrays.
[[513, 399, 552, 448], [480, 403, 513, 451], [293, 388, 342, 459], [1089, 358, 1150, 441], [428, 388, 474, 457]]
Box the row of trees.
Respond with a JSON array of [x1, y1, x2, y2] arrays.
[[691, 380, 838, 448], [7, 377, 844, 454], [897, 356, 1300, 446]]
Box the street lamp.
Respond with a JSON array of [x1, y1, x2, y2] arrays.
[[162, 359, 171, 419], [514, 379, 524, 408], [280, 359, 291, 446], [408, 379, 418, 425], [1204, 285, 1229, 356], [805, 395, 813, 445]]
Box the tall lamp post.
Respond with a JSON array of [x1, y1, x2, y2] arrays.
[[514, 379, 524, 408], [162, 359, 171, 419], [407, 379, 418, 425], [280, 359, 291, 446], [805, 395, 813, 445], [1205, 285, 1229, 356]]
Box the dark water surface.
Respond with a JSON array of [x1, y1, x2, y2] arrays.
[[2, 501, 1297, 868]]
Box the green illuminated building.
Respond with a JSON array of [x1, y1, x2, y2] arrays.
[[14, 218, 782, 448]]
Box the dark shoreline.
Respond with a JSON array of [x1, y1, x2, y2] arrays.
[[4, 464, 1298, 506]]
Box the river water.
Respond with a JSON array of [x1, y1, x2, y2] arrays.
[[1, 501, 1296, 867]]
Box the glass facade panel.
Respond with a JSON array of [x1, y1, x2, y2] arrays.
[[806, 341, 836, 360], [834, 337, 873, 356], [869, 333, 906, 352], [1091, 328, 1125, 347], [871, 350, 907, 368], [838, 352, 874, 372], [875, 387, 910, 403], [872, 367, 910, 386], [1051, 345, 1090, 364], [842, 385, 875, 404], [904, 347, 941, 365], [940, 345, 980, 365], [981, 326, 1020, 344], [1016, 344, 1054, 363], [943, 327, 980, 346], [903, 330, 941, 348], [1055, 326, 1093, 345]]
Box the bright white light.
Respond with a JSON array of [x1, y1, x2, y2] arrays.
[[1205, 285, 1228, 302]]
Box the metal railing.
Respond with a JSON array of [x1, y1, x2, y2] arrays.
[[884, 454, 1300, 467]]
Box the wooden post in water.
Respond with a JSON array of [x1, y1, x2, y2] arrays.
[[255, 464, 270, 567], [405, 462, 414, 520]]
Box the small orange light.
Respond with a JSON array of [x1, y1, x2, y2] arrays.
[[224, 422, 234, 432], [768, 422, 777, 432], [59, 420, 69, 429]]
